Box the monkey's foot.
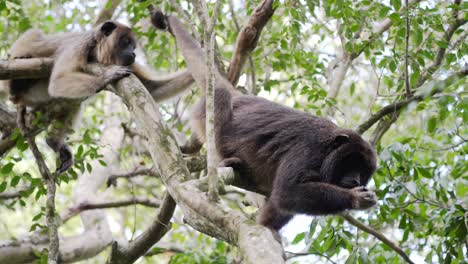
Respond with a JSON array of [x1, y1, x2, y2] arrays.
[[56, 145, 73, 174]]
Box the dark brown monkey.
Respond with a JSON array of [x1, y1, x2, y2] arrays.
[[2, 21, 193, 173], [152, 12, 378, 231]]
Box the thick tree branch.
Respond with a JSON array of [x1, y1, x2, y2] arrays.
[[227, 0, 275, 86], [0, 58, 53, 79], [342, 213, 415, 264]]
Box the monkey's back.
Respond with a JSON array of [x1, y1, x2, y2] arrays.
[[219, 94, 340, 195]]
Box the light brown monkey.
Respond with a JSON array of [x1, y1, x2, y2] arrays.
[[152, 12, 377, 231], [3, 21, 193, 173]]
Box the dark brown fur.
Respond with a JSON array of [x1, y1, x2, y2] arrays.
[[152, 12, 378, 231]]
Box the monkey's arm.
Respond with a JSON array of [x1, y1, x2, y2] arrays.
[[269, 160, 376, 215], [49, 68, 129, 98], [275, 182, 374, 214], [130, 63, 194, 101]]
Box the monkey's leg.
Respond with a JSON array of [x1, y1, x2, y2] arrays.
[[45, 105, 80, 173], [257, 199, 293, 231]]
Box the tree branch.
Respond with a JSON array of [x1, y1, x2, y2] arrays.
[[0, 190, 21, 200], [227, 0, 275, 86], [61, 197, 161, 224], [0, 58, 53, 79], [95, 0, 122, 25], [17, 106, 59, 264], [341, 213, 415, 264], [326, 0, 422, 112], [357, 67, 467, 134], [107, 193, 176, 264]]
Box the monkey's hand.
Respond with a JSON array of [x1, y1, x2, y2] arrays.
[[350, 186, 377, 210], [100, 66, 132, 90]]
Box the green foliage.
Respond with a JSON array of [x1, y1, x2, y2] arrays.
[[0, 1, 466, 263]]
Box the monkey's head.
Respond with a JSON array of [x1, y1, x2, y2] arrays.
[[320, 130, 377, 189], [94, 21, 137, 66]]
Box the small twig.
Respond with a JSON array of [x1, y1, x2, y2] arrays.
[[404, 0, 411, 96], [341, 213, 415, 264], [107, 166, 157, 187], [0, 190, 22, 200], [61, 197, 161, 224], [384, 163, 448, 209], [144, 245, 184, 257], [357, 67, 467, 134], [285, 251, 337, 264]]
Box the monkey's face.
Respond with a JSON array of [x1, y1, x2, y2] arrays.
[[320, 132, 377, 188], [116, 34, 136, 66], [96, 21, 137, 66]]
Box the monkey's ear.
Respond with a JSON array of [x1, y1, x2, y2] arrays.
[[101, 21, 117, 36], [333, 134, 350, 148]]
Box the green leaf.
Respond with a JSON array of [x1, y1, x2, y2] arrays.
[[86, 163, 93, 173], [391, 0, 401, 10], [417, 167, 433, 178], [10, 175, 20, 187], [436, 40, 449, 49], [76, 145, 84, 159], [292, 232, 305, 244], [389, 13, 400, 23], [1, 163, 15, 174], [427, 116, 437, 133], [83, 130, 92, 144], [389, 60, 397, 73], [0, 182, 7, 192], [414, 30, 423, 46]]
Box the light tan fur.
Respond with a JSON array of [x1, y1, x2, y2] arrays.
[[3, 21, 195, 172]]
